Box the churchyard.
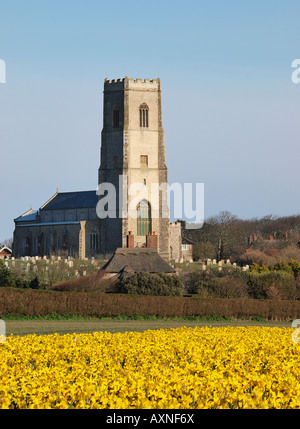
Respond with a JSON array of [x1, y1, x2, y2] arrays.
[[2, 255, 250, 289]]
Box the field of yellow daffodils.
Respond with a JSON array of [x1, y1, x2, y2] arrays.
[[0, 326, 300, 409]]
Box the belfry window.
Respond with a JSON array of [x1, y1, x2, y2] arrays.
[[139, 103, 149, 128], [113, 107, 120, 129], [137, 200, 151, 236]]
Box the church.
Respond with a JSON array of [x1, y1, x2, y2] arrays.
[[13, 77, 192, 263]]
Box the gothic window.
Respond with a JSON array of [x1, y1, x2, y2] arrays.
[[113, 106, 120, 129], [52, 231, 57, 253], [33, 236, 37, 255], [38, 233, 44, 256], [45, 236, 48, 255], [139, 103, 149, 128], [137, 200, 151, 236], [26, 233, 32, 256], [113, 155, 118, 168], [62, 232, 68, 250], [90, 233, 99, 251], [57, 234, 62, 250], [140, 155, 148, 167]]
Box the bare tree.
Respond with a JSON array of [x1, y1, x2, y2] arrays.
[[1, 238, 13, 248]]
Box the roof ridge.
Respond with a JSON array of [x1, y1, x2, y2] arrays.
[[55, 190, 96, 194], [0, 246, 12, 253], [39, 190, 59, 210]]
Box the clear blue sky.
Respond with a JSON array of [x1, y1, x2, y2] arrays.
[[1, 0, 300, 242]]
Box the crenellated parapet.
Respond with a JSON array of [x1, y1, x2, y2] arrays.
[[104, 77, 160, 91]]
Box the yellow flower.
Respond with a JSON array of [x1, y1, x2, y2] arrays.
[[0, 326, 299, 408]]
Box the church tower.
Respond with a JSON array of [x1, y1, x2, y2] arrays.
[[98, 77, 170, 260]]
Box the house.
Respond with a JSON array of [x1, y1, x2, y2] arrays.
[[181, 237, 194, 262], [0, 246, 12, 260]]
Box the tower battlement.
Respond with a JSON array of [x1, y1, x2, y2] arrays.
[[104, 78, 124, 84], [104, 77, 160, 91]]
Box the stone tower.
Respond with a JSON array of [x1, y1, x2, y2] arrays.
[[98, 77, 170, 260]]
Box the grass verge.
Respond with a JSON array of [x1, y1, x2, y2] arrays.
[[2, 313, 261, 322], [4, 317, 292, 337]]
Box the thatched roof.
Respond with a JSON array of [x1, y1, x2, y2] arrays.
[[100, 248, 176, 274]]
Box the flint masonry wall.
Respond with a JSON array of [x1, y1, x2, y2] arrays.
[[13, 222, 82, 258]]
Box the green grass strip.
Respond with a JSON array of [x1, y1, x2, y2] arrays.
[[1, 313, 268, 322]]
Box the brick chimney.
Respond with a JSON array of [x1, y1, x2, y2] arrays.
[[146, 231, 157, 249], [127, 231, 134, 248]]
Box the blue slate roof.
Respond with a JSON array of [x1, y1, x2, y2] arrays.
[[41, 191, 98, 211], [15, 209, 38, 222]]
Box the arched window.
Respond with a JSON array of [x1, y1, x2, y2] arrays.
[[25, 233, 32, 256], [90, 232, 99, 251], [112, 106, 120, 129], [139, 103, 149, 128], [137, 200, 151, 236]]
